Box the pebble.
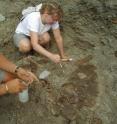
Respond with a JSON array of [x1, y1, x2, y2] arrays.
[[0, 14, 5, 22], [77, 72, 87, 79], [39, 70, 51, 79]]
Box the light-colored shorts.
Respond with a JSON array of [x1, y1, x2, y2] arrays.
[[0, 69, 5, 83], [13, 33, 30, 47]]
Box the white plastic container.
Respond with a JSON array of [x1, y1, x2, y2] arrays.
[[18, 88, 29, 103]]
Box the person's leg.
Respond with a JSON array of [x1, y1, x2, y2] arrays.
[[19, 39, 32, 53], [0, 69, 16, 83], [13, 33, 32, 53], [39, 32, 50, 46]]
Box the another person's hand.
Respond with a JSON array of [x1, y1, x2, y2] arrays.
[[61, 55, 70, 62], [50, 54, 61, 63], [15, 67, 38, 84], [6, 79, 27, 94]]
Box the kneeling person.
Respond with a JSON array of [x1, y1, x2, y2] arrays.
[[13, 2, 67, 63]]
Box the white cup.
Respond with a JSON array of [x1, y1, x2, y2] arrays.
[[18, 88, 29, 103]]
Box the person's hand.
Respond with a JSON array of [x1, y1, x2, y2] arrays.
[[16, 67, 38, 84], [61, 55, 70, 62], [50, 54, 61, 63], [6, 79, 27, 94]]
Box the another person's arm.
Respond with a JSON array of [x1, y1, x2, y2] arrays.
[[0, 53, 17, 73], [0, 53, 38, 83]]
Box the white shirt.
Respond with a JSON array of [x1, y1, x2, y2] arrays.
[[15, 12, 59, 36]]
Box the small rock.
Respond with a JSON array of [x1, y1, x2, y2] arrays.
[[39, 70, 51, 79], [0, 14, 5, 22], [70, 120, 77, 124], [77, 72, 87, 79]]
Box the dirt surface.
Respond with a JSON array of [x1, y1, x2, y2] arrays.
[[0, 0, 117, 124]]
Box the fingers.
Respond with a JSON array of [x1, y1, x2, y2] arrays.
[[6, 79, 27, 94], [22, 71, 38, 82], [50, 54, 61, 63], [19, 81, 27, 92], [22, 71, 39, 84], [19, 72, 33, 83], [19, 80, 28, 87], [17, 68, 38, 83], [28, 72, 39, 82], [20, 80, 28, 87]]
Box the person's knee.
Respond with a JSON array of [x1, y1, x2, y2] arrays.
[[40, 33, 50, 45], [43, 34, 50, 43], [19, 40, 31, 53]]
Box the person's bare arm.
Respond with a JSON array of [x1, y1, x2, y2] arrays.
[[30, 31, 60, 63], [52, 28, 65, 58], [0, 53, 38, 83], [0, 53, 16, 73]]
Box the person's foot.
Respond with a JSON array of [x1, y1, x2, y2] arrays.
[[15, 49, 35, 59]]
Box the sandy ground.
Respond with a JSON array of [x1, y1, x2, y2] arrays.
[[0, 0, 117, 124]]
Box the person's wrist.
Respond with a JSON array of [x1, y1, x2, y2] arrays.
[[48, 53, 54, 60], [14, 66, 20, 74], [61, 54, 65, 58]]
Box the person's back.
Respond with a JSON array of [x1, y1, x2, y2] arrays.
[[16, 12, 41, 36], [16, 11, 59, 36]]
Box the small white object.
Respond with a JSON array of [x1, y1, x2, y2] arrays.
[[77, 72, 87, 79], [39, 70, 50, 79], [61, 58, 73, 62], [19, 88, 29, 103], [0, 14, 5, 22], [69, 58, 73, 61], [60, 63, 63, 68], [22, 3, 42, 16]]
